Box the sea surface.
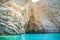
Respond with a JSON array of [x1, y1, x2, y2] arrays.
[[0, 33, 60, 40]]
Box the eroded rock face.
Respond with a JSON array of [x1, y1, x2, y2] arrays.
[[26, 0, 60, 33], [0, 0, 60, 35], [0, 0, 31, 35]]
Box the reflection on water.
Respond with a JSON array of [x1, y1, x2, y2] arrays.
[[0, 33, 60, 40], [0, 35, 16, 40], [21, 34, 25, 40]]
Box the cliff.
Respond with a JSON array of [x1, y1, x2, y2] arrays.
[[26, 0, 60, 33], [0, 0, 31, 35], [0, 0, 60, 35]]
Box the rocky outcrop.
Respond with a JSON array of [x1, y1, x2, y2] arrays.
[[26, 0, 60, 33], [0, 0, 60, 35], [0, 0, 31, 35]]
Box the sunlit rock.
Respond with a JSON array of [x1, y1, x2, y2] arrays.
[[26, 0, 60, 33], [0, 0, 60, 34], [0, 0, 31, 35]]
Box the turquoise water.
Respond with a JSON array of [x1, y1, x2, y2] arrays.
[[0, 33, 60, 40]]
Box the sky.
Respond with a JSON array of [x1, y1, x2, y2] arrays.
[[32, 0, 39, 3]]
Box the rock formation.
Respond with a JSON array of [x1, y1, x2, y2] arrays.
[[0, 0, 31, 35], [26, 0, 60, 33], [0, 0, 60, 35]]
